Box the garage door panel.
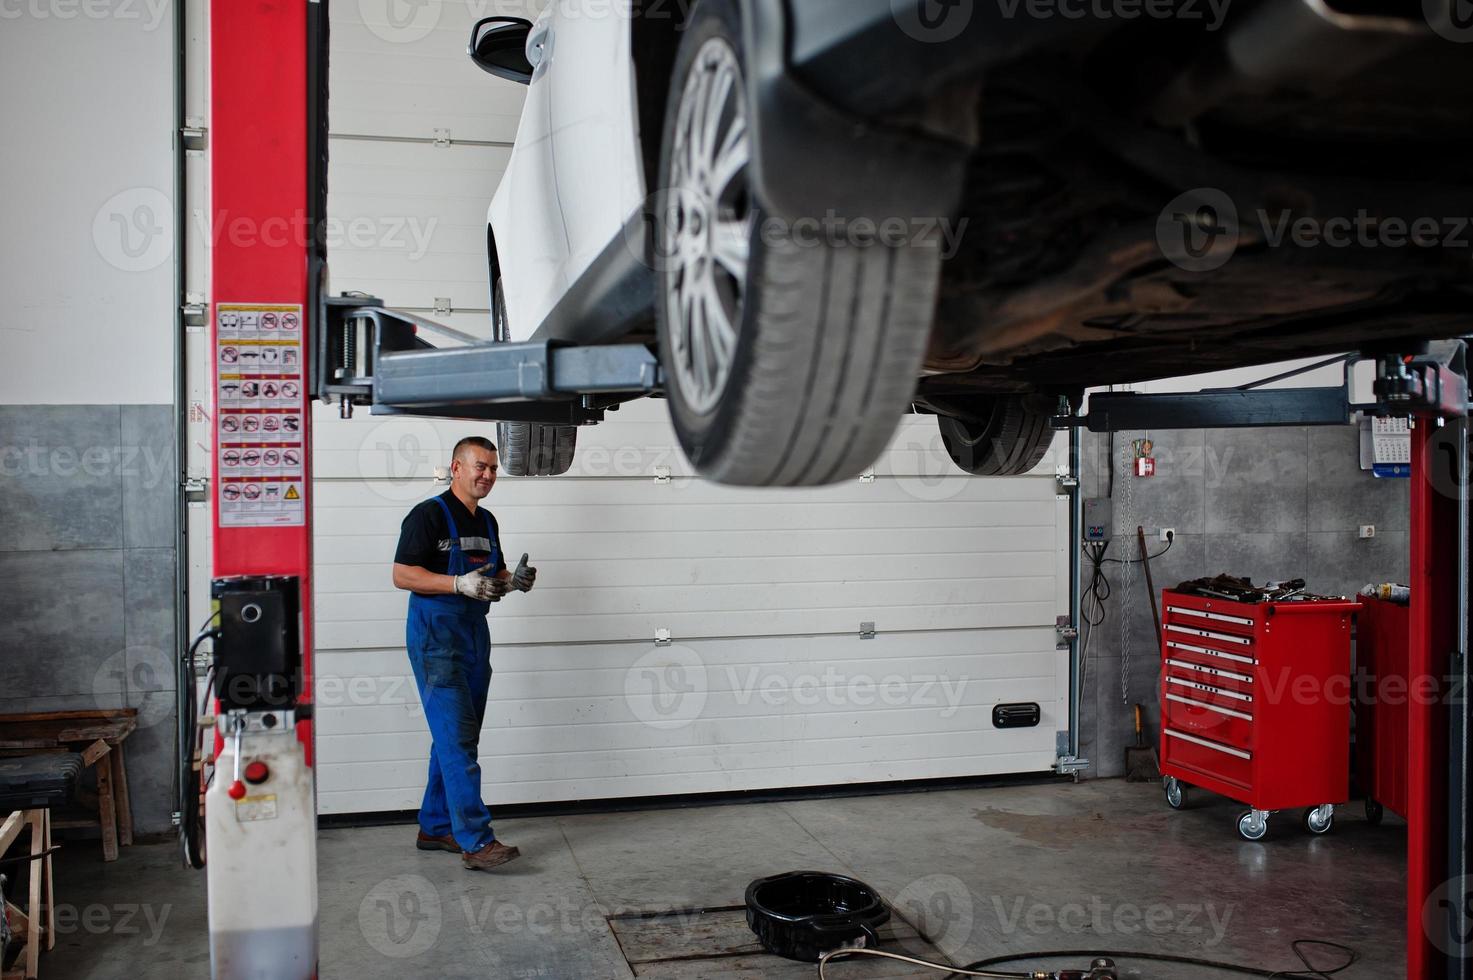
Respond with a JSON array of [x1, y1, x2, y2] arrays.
[[318, 577, 1054, 623], [313, 497, 1056, 536], [312, 399, 1057, 482], [331, 0, 533, 142], [319, 720, 1056, 796], [327, 141, 500, 311], [320, 525, 1051, 565], [326, 552, 1058, 592], [320, 693, 1055, 760], [317, 600, 1058, 649], [318, 684, 1059, 754], [316, 626, 1057, 678], [320, 748, 1057, 813], [328, 141, 512, 195]]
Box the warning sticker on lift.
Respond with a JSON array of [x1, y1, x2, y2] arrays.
[[217, 303, 306, 527], [235, 794, 279, 823]]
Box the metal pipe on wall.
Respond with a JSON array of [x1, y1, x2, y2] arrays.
[[170, 0, 189, 829], [1067, 423, 1085, 767]]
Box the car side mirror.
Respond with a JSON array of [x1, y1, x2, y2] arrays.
[[468, 16, 534, 85]]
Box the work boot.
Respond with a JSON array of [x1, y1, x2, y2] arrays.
[[415, 831, 461, 853], [462, 840, 520, 871]]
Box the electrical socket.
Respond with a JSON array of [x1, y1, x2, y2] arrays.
[[1359, 525, 1377, 539], [1159, 527, 1176, 543]]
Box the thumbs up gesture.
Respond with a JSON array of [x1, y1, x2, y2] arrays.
[[511, 553, 537, 593]]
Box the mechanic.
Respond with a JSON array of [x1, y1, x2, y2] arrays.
[[391, 435, 537, 871]]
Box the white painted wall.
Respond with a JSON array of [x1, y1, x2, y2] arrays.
[[0, 2, 176, 405]]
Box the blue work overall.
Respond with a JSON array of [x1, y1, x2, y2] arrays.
[[405, 496, 500, 853]]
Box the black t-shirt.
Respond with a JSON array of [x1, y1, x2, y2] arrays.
[[394, 491, 506, 584]]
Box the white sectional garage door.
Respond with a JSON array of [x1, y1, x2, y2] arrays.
[[311, 405, 1069, 814], [313, 0, 1068, 815]]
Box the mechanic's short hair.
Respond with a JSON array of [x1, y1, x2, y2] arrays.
[[452, 436, 498, 462]]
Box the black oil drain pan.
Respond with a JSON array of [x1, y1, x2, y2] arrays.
[[745, 870, 891, 962]]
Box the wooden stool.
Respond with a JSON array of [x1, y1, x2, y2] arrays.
[[1, 809, 55, 980]]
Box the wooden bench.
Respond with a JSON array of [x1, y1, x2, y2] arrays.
[[0, 711, 138, 863]]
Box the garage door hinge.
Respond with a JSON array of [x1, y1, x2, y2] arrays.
[[859, 622, 876, 640], [182, 300, 207, 328], [1056, 615, 1078, 647], [180, 126, 208, 151], [653, 466, 671, 484], [433, 128, 452, 147], [184, 477, 209, 504], [1055, 732, 1090, 774], [432, 297, 453, 316], [859, 469, 875, 484], [654, 628, 672, 646], [1055, 465, 1078, 495]]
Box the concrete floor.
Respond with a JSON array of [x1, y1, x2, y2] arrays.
[[30, 779, 1402, 979]]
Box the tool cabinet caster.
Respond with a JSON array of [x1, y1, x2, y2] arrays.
[[1163, 776, 1189, 810], [1364, 799, 1384, 826], [1302, 804, 1335, 835], [1236, 809, 1270, 841]]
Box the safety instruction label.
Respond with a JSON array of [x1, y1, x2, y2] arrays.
[[216, 303, 306, 527], [235, 794, 279, 823]]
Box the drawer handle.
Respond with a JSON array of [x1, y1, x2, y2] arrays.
[[1166, 605, 1255, 627], [1167, 676, 1253, 703], [1165, 727, 1252, 760], [1166, 692, 1253, 722], [1165, 658, 1253, 685], [1167, 640, 1256, 666], [1166, 624, 1254, 647]]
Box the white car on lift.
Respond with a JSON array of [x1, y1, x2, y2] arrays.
[[471, 0, 1473, 483]]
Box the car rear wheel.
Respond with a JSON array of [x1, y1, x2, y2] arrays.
[[492, 277, 577, 477], [497, 419, 576, 477], [937, 394, 1057, 477], [654, 0, 941, 487]]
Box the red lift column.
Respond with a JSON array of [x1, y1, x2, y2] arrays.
[[209, 0, 315, 721], [1408, 416, 1458, 980], [206, 1, 319, 977]]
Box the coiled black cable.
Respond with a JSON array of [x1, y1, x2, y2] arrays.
[[177, 620, 218, 870], [957, 939, 1358, 979]]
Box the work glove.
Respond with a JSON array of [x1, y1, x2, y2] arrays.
[[455, 566, 506, 603], [511, 553, 537, 593]]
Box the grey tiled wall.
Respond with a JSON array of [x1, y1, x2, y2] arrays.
[[1076, 424, 1409, 778], [0, 405, 178, 833]]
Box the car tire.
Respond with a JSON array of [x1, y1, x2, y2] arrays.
[[937, 394, 1056, 477], [497, 419, 576, 477], [491, 277, 577, 477], [653, 0, 941, 487]]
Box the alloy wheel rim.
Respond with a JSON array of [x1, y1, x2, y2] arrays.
[[665, 37, 752, 416]]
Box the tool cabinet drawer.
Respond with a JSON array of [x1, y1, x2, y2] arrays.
[[1164, 675, 1254, 714], [1163, 602, 1256, 638], [1164, 692, 1253, 749], [1162, 727, 1252, 791], [1163, 622, 1256, 658], [1163, 656, 1255, 695]]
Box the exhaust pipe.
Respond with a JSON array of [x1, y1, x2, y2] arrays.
[[1151, 0, 1431, 125]]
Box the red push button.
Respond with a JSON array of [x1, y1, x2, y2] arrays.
[[244, 761, 270, 784]]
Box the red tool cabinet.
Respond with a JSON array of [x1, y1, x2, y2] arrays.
[[1354, 595, 1410, 825], [1157, 589, 1359, 841]]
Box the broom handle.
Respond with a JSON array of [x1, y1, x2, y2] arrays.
[[1137, 526, 1163, 650]]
